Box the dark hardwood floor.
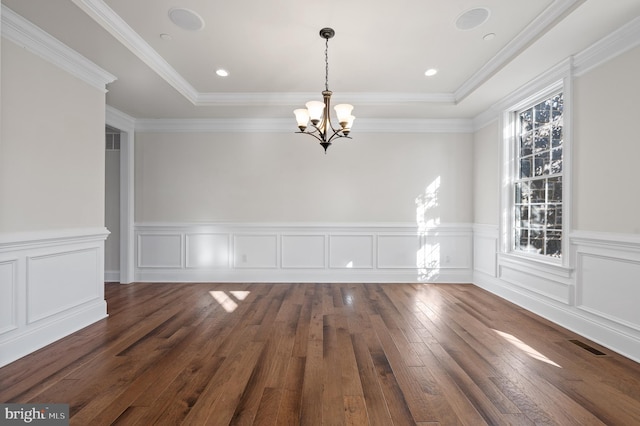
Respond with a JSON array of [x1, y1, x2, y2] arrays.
[[2, 282, 640, 425]]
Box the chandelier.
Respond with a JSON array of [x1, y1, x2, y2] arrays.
[[293, 28, 355, 153]]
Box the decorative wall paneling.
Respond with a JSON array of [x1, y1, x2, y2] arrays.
[[473, 224, 498, 277], [0, 228, 109, 367], [473, 227, 640, 362], [135, 223, 473, 283]]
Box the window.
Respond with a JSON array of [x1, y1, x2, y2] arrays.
[[513, 92, 563, 258]]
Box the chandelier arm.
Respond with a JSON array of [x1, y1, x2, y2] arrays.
[[297, 122, 350, 144], [295, 129, 326, 144], [326, 129, 352, 144], [305, 120, 328, 139]]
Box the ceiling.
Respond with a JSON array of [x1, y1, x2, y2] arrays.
[[3, 0, 640, 122]]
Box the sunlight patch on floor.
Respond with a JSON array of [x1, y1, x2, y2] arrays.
[[493, 329, 562, 368], [209, 290, 251, 312], [229, 291, 250, 301]]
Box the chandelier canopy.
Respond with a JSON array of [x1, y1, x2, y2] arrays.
[[293, 28, 355, 153]]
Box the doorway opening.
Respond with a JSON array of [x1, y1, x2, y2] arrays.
[[105, 125, 121, 282]]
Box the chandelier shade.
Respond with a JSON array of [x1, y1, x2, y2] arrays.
[[293, 28, 355, 153]]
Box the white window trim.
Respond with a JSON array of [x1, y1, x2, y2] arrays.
[[499, 58, 573, 272]]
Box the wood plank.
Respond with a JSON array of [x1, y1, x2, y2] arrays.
[[276, 355, 306, 424], [300, 339, 324, 424], [322, 314, 345, 426], [364, 315, 422, 425], [343, 395, 370, 425], [350, 332, 394, 426]]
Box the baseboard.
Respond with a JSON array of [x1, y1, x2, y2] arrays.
[[135, 267, 473, 284], [0, 299, 107, 367], [104, 270, 120, 282]]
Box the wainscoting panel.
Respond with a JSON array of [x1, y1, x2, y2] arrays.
[[577, 253, 640, 330], [282, 235, 325, 269], [498, 258, 572, 304], [27, 248, 101, 324], [473, 225, 498, 277], [329, 235, 374, 269], [378, 234, 421, 269], [135, 223, 474, 283], [186, 233, 229, 268], [137, 234, 182, 268], [573, 231, 640, 334], [0, 228, 108, 367], [429, 234, 473, 269], [233, 234, 278, 269], [0, 260, 18, 335]]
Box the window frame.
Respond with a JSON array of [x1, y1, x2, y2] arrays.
[[499, 63, 573, 270], [513, 90, 564, 258]]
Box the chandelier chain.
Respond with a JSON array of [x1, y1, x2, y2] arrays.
[[325, 37, 329, 92]]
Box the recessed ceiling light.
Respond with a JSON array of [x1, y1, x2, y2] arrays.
[[425, 68, 438, 77], [168, 8, 205, 31], [483, 33, 496, 41], [160, 33, 172, 41], [455, 8, 490, 31], [216, 69, 229, 77]]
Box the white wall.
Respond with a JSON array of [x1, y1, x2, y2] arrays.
[[134, 132, 473, 224], [472, 121, 500, 226], [0, 40, 105, 233], [573, 45, 640, 234]]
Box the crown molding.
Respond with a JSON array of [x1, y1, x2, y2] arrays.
[[355, 118, 474, 133], [106, 105, 136, 131], [472, 114, 499, 132], [134, 117, 474, 134], [1, 4, 116, 91], [499, 58, 569, 112], [471, 58, 570, 131], [194, 92, 456, 106], [472, 14, 640, 130], [70, 0, 198, 102], [455, 0, 585, 103], [573, 15, 640, 77], [136, 118, 287, 133]]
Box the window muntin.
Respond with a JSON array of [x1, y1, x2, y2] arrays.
[[513, 92, 563, 258]]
